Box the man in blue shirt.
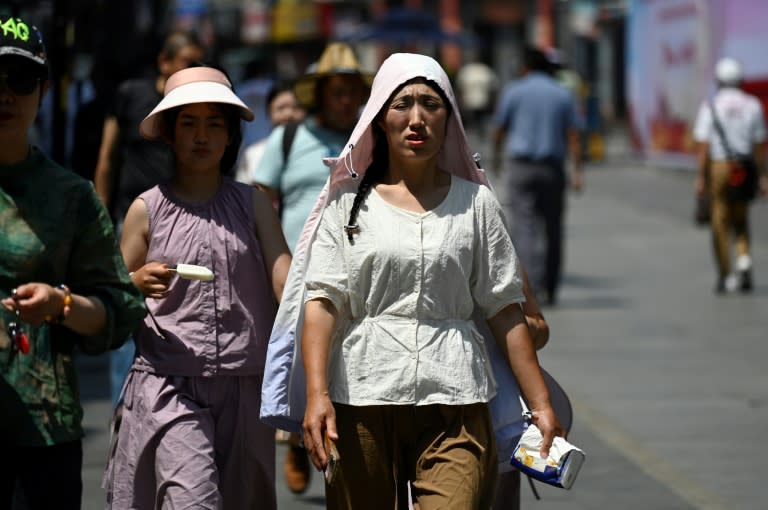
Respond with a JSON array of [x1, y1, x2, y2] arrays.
[[492, 46, 583, 306]]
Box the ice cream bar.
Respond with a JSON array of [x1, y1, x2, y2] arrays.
[[174, 263, 214, 281]]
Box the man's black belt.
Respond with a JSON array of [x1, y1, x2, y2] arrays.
[[511, 155, 562, 166]]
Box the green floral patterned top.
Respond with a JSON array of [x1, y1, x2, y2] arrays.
[[0, 147, 146, 447]]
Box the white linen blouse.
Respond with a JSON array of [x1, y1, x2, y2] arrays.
[[305, 174, 526, 406]]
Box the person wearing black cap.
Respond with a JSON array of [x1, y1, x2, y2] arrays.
[[0, 16, 145, 509]]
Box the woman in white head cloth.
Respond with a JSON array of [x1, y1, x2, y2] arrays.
[[260, 53, 563, 508]]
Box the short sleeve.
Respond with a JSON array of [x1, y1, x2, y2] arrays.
[[471, 186, 525, 318], [246, 142, 268, 183], [692, 102, 712, 143], [304, 197, 349, 313], [112, 80, 136, 120], [253, 125, 287, 189], [108, 83, 125, 118]]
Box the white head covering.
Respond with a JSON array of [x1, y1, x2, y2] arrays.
[[260, 53, 494, 433], [324, 52, 489, 189], [261, 56, 566, 470]]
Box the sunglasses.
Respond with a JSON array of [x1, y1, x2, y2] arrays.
[[0, 74, 40, 95]]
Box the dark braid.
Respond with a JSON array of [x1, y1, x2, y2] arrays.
[[345, 170, 376, 242], [345, 124, 389, 242], [345, 77, 449, 242]]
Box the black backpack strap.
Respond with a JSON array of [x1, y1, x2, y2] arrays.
[[282, 121, 299, 165], [708, 100, 735, 160]]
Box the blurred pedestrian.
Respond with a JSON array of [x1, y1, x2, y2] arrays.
[[92, 30, 203, 407], [692, 57, 768, 294], [253, 41, 371, 495], [236, 55, 277, 152], [263, 52, 564, 509], [0, 17, 145, 509], [104, 66, 291, 509], [235, 80, 305, 186], [456, 58, 499, 137], [492, 45, 583, 306]]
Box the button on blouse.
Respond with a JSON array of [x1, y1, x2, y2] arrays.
[[305, 175, 525, 406]]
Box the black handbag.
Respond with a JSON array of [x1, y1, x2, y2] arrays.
[[709, 101, 759, 202]]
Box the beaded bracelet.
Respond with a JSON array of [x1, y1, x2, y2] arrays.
[[45, 284, 72, 324]]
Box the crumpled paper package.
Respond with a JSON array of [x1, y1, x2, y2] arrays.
[[510, 423, 585, 489]]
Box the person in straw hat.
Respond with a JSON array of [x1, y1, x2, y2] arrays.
[[259, 52, 563, 508], [104, 65, 291, 509], [253, 41, 371, 494]]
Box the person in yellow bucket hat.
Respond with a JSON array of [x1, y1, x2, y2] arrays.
[[292, 42, 373, 113], [253, 41, 372, 495]]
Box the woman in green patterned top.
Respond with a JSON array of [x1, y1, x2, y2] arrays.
[[0, 17, 146, 510]]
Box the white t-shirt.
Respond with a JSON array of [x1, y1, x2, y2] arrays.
[[304, 175, 525, 407], [234, 138, 268, 185], [456, 62, 499, 111], [692, 87, 767, 160]]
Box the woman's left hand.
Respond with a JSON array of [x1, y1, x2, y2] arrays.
[[530, 404, 566, 459], [1, 283, 64, 326], [303, 391, 338, 471]]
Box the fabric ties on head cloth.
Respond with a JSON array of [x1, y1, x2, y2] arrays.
[[343, 144, 358, 179]]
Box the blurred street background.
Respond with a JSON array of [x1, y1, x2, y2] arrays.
[[7, 0, 768, 190], [3, 0, 767, 508]]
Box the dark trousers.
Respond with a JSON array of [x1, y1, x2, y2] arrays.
[[0, 440, 82, 510], [504, 158, 566, 302]]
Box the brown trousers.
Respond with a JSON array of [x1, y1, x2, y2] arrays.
[[709, 161, 750, 276], [326, 403, 497, 510]]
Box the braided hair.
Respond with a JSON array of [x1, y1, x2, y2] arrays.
[[345, 122, 388, 242], [344, 77, 452, 243]]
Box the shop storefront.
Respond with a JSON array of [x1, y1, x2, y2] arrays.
[[627, 0, 768, 165]]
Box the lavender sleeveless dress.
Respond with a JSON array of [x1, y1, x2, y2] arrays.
[[106, 179, 277, 510]]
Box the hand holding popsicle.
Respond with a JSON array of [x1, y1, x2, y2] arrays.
[[130, 262, 173, 298], [130, 263, 214, 298], [171, 263, 215, 281]]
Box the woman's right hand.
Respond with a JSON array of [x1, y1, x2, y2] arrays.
[[303, 391, 338, 471], [131, 262, 172, 299]]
